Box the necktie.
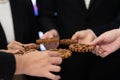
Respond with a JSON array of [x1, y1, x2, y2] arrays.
[[31, 0, 38, 16]]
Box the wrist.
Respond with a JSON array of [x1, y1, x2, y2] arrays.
[[14, 55, 24, 75]]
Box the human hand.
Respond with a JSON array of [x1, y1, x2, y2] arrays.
[[7, 41, 38, 54], [42, 29, 59, 39], [7, 41, 24, 51], [41, 29, 60, 49], [90, 29, 120, 58], [15, 50, 62, 80], [71, 29, 96, 44], [0, 41, 23, 54]]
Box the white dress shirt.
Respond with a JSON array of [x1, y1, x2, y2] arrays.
[[0, 1, 15, 43], [84, 0, 91, 9]]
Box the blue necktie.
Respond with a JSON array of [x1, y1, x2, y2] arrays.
[[32, 0, 38, 16]]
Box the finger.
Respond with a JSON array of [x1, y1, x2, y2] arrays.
[[48, 65, 61, 72], [0, 50, 19, 54], [48, 51, 61, 57], [9, 41, 23, 45], [52, 75, 61, 80], [0, 49, 7, 52], [89, 36, 104, 46], [44, 72, 61, 80], [93, 45, 107, 58], [99, 53, 107, 58], [50, 57, 62, 65], [92, 45, 102, 56], [8, 41, 23, 48], [71, 31, 81, 40], [8, 45, 24, 50], [99, 50, 111, 58]]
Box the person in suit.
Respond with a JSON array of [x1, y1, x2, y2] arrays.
[[35, 0, 120, 80], [0, 0, 60, 80], [0, 0, 58, 49], [0, 49, 62, 80], [89, 28, 120, 58]]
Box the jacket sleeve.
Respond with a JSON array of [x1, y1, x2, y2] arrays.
[[0, 52, 16, 80]]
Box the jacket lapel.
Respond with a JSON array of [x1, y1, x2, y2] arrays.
[[9, 0, 25, 41], [88, 0, 95, 9], [88, 0, 104, 16], [0, 23, 7, 49], [79, 0, 88, 14]]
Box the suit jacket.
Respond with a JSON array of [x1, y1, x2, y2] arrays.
[[38, 0, 120, 38], [36, 0, 120, 80], [0, 52, 15, 80], [0, 0, 41, 49]]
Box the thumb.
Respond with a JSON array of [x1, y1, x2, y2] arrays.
[[89, 36, 104, 46], [71, 31, 84, 40]]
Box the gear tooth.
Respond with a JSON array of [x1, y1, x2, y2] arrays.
[[68, 43, 95, 53]]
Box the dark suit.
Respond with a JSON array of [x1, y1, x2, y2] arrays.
[[35, 0, 120, 80], [0, 52, 15, 80]]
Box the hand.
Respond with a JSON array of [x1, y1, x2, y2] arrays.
[[71, 29, 96, 44], [15, 50, 62, 80], [42, 29, 59, 39], [7, 41, 24, 51], [0, 41, 23, 54], [90, 29, 120, 58], [7, 41, 38, 54], [42, 29, 60, 49]]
